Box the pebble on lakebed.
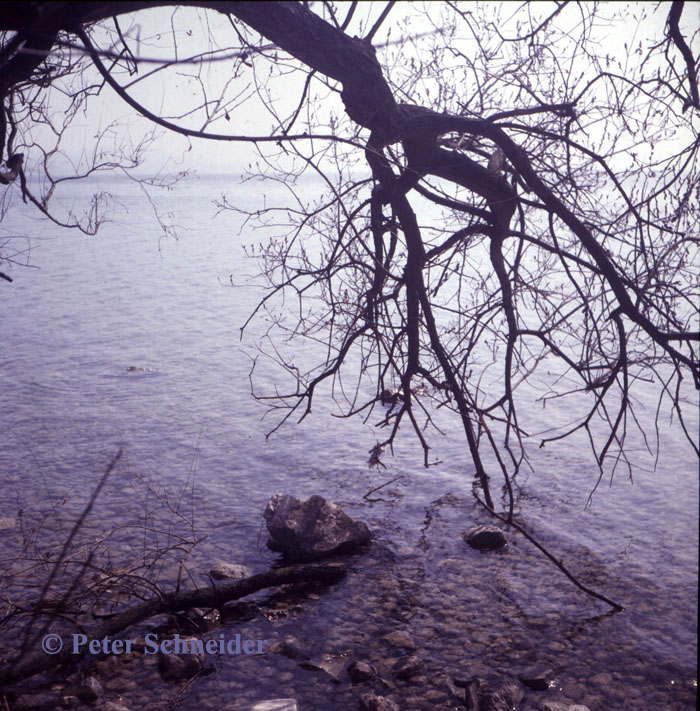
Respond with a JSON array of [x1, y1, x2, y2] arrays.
[[463, 524, 508, 550]]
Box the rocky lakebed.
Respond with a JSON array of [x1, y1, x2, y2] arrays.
[[0, 491, 696, 711]]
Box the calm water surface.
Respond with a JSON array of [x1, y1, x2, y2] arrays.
[[0, 175, 697, 709]]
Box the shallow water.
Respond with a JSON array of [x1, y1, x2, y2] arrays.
[[0, 175, 697, 710]]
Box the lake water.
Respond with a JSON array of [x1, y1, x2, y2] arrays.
[[0, 174, 697, 710]]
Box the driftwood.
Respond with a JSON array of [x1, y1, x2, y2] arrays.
[[0, 563, 346, 687]]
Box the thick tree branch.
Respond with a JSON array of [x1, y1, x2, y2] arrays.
[[667, 1, 700, 111], [0, 563, 346, 687]]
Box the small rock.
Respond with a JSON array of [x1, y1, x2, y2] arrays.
[[298, 654, 347, 682], [517, 664, 555, 690], [348, 660, 377, 683], [589, 671, 613, 686], [359, 694, 400, 711], [249, 701, 298, 711], [481, 680, 524, 711], [392, 655, 424, 681], [184, 607, 220, 631], [0, 516, 15, 530], [92, 657, 120, 678], [445, 676, 467, 705], [463, 525, 507, 551], [453, 675, 474, 689], [125, 365, 155, 374], [98, 704, 131, 711], [74, 676, 103, 703], [542, 703, 591, 711], [453, 677, 481, 710], [269, 638, 305, 659], [209, 562, 253, 580], [381, 630, 416, 650], [157, 638, 206, 680], [423, 689, 448, 703]]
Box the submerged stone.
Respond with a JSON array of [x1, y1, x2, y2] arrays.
[[463, 525, 507, 551], [74, 676, 103, 703], [381, 629, 417, 650], [392, 654, 424, 680], [347, 660, 377, 683], [184, 606, 220, 631], [298, 653, 347, 682], [269, 637, 306, 660], [157, 637, 205, 680], [359, 694, 400, 711], [480, 679, 524, 711], [516, 664, 555, 690]]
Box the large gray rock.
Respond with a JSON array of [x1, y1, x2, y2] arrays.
[[263, 494, 371, 561]]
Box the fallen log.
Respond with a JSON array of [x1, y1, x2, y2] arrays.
[[1, 563, 346, 687]]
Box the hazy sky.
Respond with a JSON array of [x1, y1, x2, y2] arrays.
[[13, 2, 699, 184], [39, 3, 400, 179]]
